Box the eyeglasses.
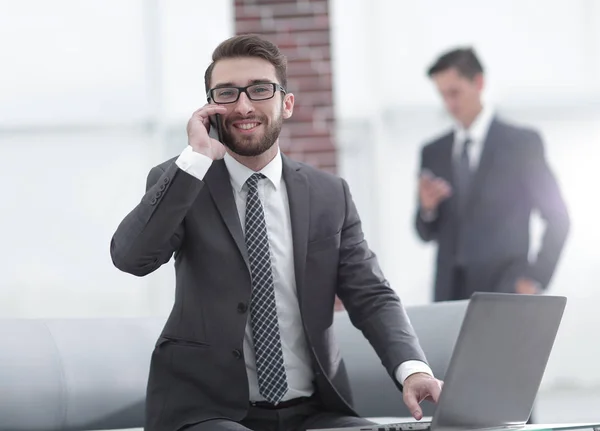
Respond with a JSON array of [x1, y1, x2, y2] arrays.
[[206, 83, 286, 104]]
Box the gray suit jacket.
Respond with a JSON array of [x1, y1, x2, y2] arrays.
[[111, 154, 427, 431], [415, 118, 570, 302]]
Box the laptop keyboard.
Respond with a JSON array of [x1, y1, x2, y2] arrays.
[[357, 423, 431, 431]]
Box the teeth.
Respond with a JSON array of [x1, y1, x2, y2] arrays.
[[236, 123, 258, 130]]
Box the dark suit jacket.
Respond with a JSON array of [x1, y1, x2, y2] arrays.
[[111, 154, 427, 431], [416, 118, 570, 302]]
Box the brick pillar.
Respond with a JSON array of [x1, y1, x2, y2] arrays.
[[235, 0, 344, 311], [235, 0, 337, 173]]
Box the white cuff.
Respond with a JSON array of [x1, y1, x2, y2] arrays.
[[175, 146, 213, 181], [395, 360, 434, 385]]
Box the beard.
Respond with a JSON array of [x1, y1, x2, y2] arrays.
[[220, 111, 283, 157]]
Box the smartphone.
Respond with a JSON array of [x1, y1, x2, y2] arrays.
[[208, 113, 224, 142], [420, 168, 435, 179]]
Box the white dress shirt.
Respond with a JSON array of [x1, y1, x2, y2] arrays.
[[175, 146, 433, 401], [452, 105, 495, 171]]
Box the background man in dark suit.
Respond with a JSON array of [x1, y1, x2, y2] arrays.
[[416, 49, 570, 301], [111, 35, 442, 431], [416, 47, 570, 304], [416, 49, 571, 425]]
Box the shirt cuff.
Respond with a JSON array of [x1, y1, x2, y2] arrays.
[[395, 360, 435, 385], [420, 208, 438, 222], [175, 145, 213, 181]]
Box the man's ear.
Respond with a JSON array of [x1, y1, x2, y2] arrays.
[[282, 93, 294, 119], [474, 73, 484, 92]]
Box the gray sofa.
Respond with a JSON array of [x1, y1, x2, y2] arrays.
[[0, 300, 468, 431]]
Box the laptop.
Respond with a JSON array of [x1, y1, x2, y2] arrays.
[[311, 292, 567, 431]]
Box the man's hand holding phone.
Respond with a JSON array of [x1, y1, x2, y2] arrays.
[[186, 104, 227, 160], [419, 169, 452, 214]]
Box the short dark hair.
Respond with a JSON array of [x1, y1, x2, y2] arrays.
[[204, 34, 288, 94], [427, 47, 484, 79]]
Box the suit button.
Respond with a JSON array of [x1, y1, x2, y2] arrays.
[[237, 302, 248, 313], [150, 198, 158, 205], [158, 183, 166, 191], [154, 191, 162, 198], [232, 349, 242, 360], [163, 177, 169, 184]]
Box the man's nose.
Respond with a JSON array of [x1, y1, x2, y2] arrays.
[[233, 92, 255, 116]]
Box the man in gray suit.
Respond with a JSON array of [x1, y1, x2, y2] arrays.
[[415, 47, 570, 303], [111, 35, 442, 431]]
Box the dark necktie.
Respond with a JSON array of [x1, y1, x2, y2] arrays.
[[244, 173, 288, 404], [455, 137, 473, 214], [454, 138, 473, 267]]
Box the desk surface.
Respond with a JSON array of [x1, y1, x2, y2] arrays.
[[367, 418, 600, 431], [521, 424, 600, 431]]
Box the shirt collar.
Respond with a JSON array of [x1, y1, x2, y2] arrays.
[[454, 104, 495, 145], [223, 148, 283, 193]]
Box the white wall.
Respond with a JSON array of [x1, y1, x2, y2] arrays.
[[0, 0, 233, 318], [2, 0, 599, 394], [331, 0, 600, 390]]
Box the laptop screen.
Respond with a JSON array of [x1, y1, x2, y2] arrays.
[[431, 293, 566, 430]]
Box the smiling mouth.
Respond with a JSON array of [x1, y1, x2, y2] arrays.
[[233, 122, 260, 131]]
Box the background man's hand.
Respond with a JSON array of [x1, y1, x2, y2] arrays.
[[186, 104, 228, 160], [515, 277, 540, 295], [403, 372, 443, 420], [419, 171, 452, 212]]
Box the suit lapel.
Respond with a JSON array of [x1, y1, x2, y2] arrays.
[[435, 134, 455, 186], [282, 155, 309, 304], [203, 159, 250, 271]]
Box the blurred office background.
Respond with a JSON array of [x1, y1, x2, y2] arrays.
[[1, 0, 599, 421]]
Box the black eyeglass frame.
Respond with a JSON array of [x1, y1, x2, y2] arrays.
[[206, 83, 287, 104]]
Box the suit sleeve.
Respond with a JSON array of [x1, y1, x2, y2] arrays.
[[110, 162, 205, 276], [523, 133, 570, 288], [336, 178, 428, 388], [414, 146, 440, 242]]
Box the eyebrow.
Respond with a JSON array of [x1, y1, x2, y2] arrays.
[[213, 79, 275, 88]]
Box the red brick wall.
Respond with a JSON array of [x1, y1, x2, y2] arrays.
[[235, 0, 343, 311], [235, 0, 337, 173]]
